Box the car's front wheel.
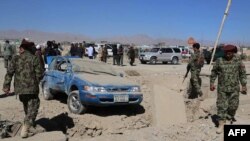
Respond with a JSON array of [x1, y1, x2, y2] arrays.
[[140, 60, 147, 64], [67, 90, 87, 114], [149, 57, 157, 64], [42, 81, 54, 100]]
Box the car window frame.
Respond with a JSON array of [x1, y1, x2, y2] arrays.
[[173, 48, 181, 53], [165, 48, 173, 53]]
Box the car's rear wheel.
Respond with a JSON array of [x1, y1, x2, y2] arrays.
[[42, 81, 54, 100], [150, 57, 157, 64], [171, 57, 179, 64], [67, 90, 87, 114]]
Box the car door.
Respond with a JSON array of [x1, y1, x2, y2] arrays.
[[173, 48, 182, 59], [157, 48, 165, 61], [44, 57, 58, 91], [51, 57, 69, 92], [160, 48, 169, 61], [165, 48, 174, 61], [107, 46, 113, 56]]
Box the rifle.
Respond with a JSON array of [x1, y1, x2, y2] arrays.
[[182, 64, 191, 84]]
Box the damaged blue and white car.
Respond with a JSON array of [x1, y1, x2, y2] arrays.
[[41, 56, 143, 114]]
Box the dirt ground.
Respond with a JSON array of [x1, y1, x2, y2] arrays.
[[0, 57, 250, 141]]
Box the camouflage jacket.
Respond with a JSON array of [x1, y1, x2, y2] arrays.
[[3, 51, 44, 95], [127, 48, 135, 58], [210, 55, 247, 92], [188, 50, 204, 72], [3, 43, 13, 56]]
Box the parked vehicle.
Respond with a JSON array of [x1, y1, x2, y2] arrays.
[[85, 43, 114, 57], [139, 47, 182, 64], [95, 43, 113, 57], [203, 45, 224, 64], [41, 56, 143, 114], [179, 47, 191, 58]]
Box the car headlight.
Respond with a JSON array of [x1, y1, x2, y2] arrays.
[[84, 86, 107, 93], [130, 86, 140, 92], [145, 55, 152, 59]]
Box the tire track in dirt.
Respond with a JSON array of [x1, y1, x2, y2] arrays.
[[153, 79, 187, 126]]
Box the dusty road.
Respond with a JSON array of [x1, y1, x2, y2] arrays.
[[0, 58, 250, 141]]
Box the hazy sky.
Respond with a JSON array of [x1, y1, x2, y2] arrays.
[[1, 0, 249, 44]]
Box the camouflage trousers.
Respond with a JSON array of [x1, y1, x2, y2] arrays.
[[4, 55, 12, 68], [19, 94, 40, 126], [129, 57, 135, 66], [187, 71, 202, 99], [117, 54, 124, 66], [113, 55, 119, 65], [102, 55, 107, 63], [217, 91, 239, 120]]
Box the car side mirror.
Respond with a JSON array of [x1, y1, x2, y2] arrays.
[[159, 51, 162, 54]]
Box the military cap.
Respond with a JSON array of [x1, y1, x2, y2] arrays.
[[20, 39, 36, 54], [223, 44, 237, 53], [20, 39, 32, 48], [192, 43, 200, 49]]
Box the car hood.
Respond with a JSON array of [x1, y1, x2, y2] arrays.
[[76, 73, 137, 86]]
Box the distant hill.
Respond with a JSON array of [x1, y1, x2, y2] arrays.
[[0, 29, 214, 46], [0, 30, 92, 43]]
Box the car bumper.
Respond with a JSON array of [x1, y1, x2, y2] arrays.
[[139, 56, 150, 61], [81, 93, 143, 106]]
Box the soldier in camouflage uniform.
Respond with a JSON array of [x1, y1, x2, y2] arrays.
[[127, 46, 136, 66], [2, 40, 44, 138], [3, 40, 14, 68], [187, 43, 204, 99], [210, 44, 247, 134]]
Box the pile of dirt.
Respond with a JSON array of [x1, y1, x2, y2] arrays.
[[124, 70, 140, 76]]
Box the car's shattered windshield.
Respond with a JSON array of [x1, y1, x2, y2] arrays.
[[70, 59, 118, 76]]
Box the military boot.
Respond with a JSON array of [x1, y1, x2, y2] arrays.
[[20, 122, 30, 138], [216, 120, 226, 134], [198, 95, 204, 101], [226, 120, 232, 125], [227, 117, 237, 125], [197, 90, 205, 101]]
